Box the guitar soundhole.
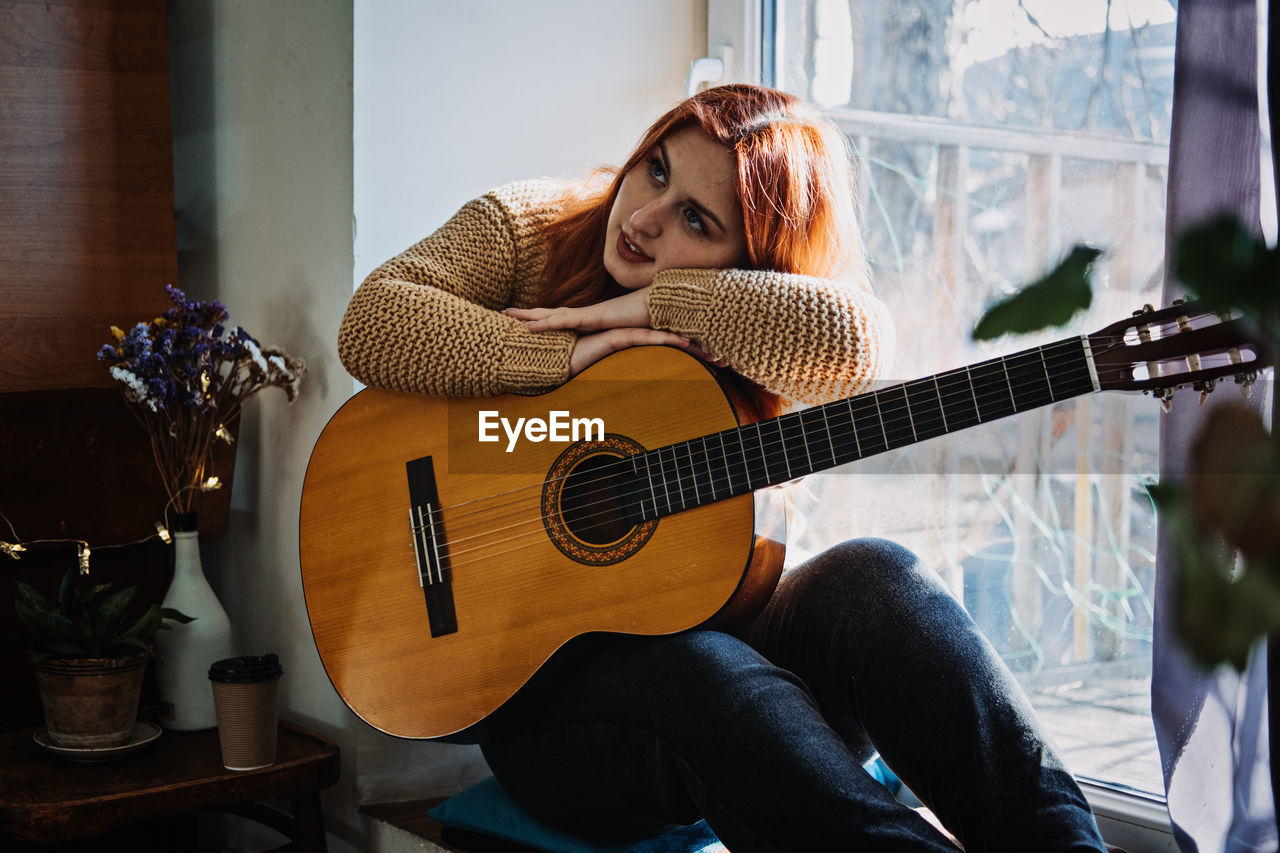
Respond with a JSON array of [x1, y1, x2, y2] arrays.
[[541, 434, 657, 565], [561, 453, 631, 546]]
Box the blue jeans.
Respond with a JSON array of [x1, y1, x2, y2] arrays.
[[477, 538, 1108, 852]]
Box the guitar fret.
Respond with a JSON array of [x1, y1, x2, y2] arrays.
[[1002, 357, 1018, 411], [754, 423, 769, 482], [966, 365, 981, 422], [656, 449, 672, 515], [662, 446, 682, 513], [685, 443, 699, 507], [820, 405, 839, 464], [972, 358, 1016, 422], [876, 386, 913, 449], [715, 433, 735, 497], [777, 420, 793, 481], [798, 407, 833, 474], [939, 366, 981, 432], [847, 400, 863, 458], [701, 437, 715, 502], [850, 396, 884, 457], [904, 378, 947, 442], [933, 376, 949, 432], [761, 420, 789, 483], [641, 453, 658, 520], [797, 414, 813, 472], [1007, 349, 1054, 411], [629, 336, 1098, 519]]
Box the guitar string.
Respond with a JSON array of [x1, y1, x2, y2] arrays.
[[435, 372, 1109, 569], [421, 319, 1252, 567], [418, 318, 1251, 562], [416, 335, 1103, 543], [422, 315, 1230, 538], [428, 331, 1117, 530], [433, 364, 1246, 572]]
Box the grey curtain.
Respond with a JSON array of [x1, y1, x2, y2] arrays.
[[1152, 0, 1275, 849]]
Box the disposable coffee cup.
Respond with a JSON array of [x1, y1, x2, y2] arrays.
[[208, 654, 283, 771]]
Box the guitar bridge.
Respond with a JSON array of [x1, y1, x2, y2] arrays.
[[406, 455, 457, 637]]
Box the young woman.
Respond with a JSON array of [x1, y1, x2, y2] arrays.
[[339, 85, 1107, 853]]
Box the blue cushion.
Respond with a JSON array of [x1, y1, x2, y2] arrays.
[[428, 775, 726, 853], [431, 758, 898, 852]]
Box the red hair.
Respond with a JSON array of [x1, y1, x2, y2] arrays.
[[541, 85, 868, 308]]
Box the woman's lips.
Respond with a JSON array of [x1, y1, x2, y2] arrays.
[[616, 231, 652, 263]]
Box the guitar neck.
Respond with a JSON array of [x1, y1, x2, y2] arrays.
[[626, 334, 1099, 522]]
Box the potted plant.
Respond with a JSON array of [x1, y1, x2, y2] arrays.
[[14, 567, 192, 749]]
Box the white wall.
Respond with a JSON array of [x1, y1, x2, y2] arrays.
[[354, 0, 707, 282], [170, 1, 706, 849]]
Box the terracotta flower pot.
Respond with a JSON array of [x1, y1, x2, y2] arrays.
[[33, 653, 147, 749]]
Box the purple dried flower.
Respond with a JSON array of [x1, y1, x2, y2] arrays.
[[101, 285, 307, 513]]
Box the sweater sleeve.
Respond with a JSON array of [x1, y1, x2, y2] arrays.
[[645, 267, 895, 405], [337, 188, 576, 397]]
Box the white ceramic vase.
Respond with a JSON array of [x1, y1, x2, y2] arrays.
[[153, 514, 233, 730]]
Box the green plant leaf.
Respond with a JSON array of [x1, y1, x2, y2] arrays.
[[1156, 479, 1280, 670], [1174, 214, 1280, 319], [13, 568, 183, 660], [97, 586, 137, 630], [56, 570, 75, 612], [159, 606, 195, 625], [14, 580, 56, 626], [972, 245, 1102, 341], [117, 605, 163, 647]]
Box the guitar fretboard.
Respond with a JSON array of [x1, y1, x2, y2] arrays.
[[626, 335, 1099, 522]]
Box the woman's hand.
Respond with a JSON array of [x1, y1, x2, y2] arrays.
[[503, 289, 650, 333], [505, 288, 725, 376], [569, 328, 690, 376]]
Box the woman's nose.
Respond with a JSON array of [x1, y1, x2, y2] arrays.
[[629, 200, 662, 237]]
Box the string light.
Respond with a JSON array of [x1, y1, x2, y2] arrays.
[[201, 475, 222, 491], [215, 423, 235, 444], [1, 511, 174, 575]]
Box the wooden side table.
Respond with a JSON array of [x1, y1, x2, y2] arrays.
[[0, 719, 340, 850]]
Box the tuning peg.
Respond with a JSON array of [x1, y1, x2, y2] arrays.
[[1152, 387, 1175, 412], [1194, 379, 1216, 404], [1132, 304, 1156, 317], [1235, 370, 1257, 400]]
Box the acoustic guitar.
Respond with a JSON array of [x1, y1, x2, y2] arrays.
[[299, 304, 1268, 739]]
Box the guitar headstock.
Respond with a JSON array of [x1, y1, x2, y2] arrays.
[[1088, 303, 1273, 401]]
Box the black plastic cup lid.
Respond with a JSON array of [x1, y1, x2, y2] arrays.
[[209, 653, 283, 683]]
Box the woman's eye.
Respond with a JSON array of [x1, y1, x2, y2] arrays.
[[684, 208, 705, 233], [648, 158, 667, 184]]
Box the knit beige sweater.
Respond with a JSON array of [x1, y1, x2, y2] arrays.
[[338, 180, 893, 405]]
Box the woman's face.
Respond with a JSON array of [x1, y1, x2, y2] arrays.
[[603, 126, 749, 290]]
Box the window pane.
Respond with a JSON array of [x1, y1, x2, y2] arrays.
[[773, 0, 1176, 796]]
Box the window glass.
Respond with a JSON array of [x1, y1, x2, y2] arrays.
[[772, 0, 1176, 795]]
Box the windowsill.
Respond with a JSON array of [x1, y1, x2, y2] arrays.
[[1079, 778, 1177, 853]]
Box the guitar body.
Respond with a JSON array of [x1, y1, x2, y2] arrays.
[[299, 346, 787, 739]]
